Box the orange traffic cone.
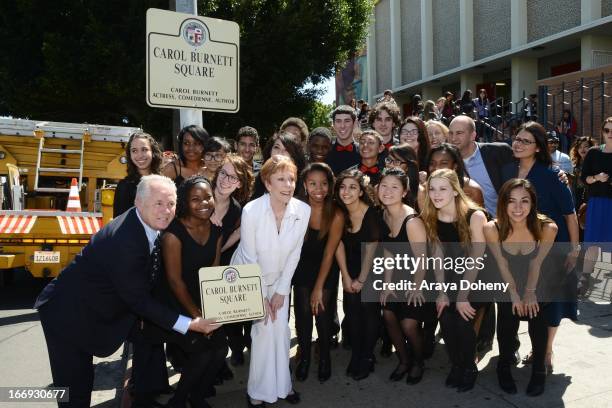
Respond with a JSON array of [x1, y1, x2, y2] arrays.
[[66, 178, 81, 212]]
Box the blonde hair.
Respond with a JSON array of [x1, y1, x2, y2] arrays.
[[420, 168, 481, 247], [426, 120, 449, 137]]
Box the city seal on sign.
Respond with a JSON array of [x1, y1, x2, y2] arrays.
[[182, 20, 206, 47], [223, 267, 238, 283]]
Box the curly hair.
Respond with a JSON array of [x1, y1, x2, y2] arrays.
[[368, 101, 401, 128], [176, 175, 212, 219], [399, 116, 431, 169], [125, 132, 163, 180], [334, 168, 377, 231]]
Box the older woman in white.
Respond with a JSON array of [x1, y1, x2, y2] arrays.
[[231, 155, 310, 406]]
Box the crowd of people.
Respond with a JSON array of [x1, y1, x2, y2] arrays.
[[36, 95, 611, 407]]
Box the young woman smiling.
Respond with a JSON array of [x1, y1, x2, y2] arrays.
[[484, 178, 557, 396], [163, 125, 210, 187], [334, 169, 386, 381], [377, 168, 430, 384], [420, 168, 487, 392], [292, 163, 344, 383], [161, 176, 227, 408], [114, 132, 163, 217]]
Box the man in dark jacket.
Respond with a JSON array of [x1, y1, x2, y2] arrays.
[[35, 175, 219, 407]]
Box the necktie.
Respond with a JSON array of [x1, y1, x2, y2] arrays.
[[359, 164, 379, 174], [150, 235, 161, 284], [335, 143, 354, 152]]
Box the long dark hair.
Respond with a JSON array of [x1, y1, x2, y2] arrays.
[[262, 131, 306, 175], [334, 169, 376, 231], [176, 175, 213, 219], [496, 178, 553, 242], [300, 162, 336, 239], [388, 144, 419, 208], [399, 116, 430, 169], [569, 136, 595, 167], [426, 143, 470, 188], [125, 132, 163, 180], [516, 121, 552, 167]]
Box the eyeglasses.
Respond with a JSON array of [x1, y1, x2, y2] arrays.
[[385, 157, 407, 166], [204, 153, 226, 162], [400, 128, 419, 136], [218, 169, 239, 184], [603, 128, 612, 134], [513, 137, 536, 146]]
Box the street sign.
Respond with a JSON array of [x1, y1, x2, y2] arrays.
[[146, 8, 239, 112]]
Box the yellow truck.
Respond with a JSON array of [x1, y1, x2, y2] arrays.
[[0, 118, 139, 281]]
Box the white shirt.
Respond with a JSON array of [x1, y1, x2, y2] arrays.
[[231, 193, 311, 296]]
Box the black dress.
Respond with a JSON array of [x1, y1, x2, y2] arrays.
[[113, 177, 139, 217], [342, 206, 387, 375], [436, 209, 482, 376], [496, 236, 548, 373], [219, 197, 242, 266], [383, 214, 435, 321], [292, 226, 340, 364], [292, 227, 340, 289], [160, 219, 227, 405]]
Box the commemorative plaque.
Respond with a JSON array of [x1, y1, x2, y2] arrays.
[[199, 264, 265, 323]]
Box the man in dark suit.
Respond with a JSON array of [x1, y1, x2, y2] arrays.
[[35, 175, 219, 408]]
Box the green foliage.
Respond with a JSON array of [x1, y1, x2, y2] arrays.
[[0, 0, 373, 146], [304, 100, 333, 130]]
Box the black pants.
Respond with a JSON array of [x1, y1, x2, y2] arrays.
[[40, 317, 93, 408], [225, 321, 252, 355], [343, 291, 380, 366], [439, 305, 479, 371], [129, 323, 169, 398], [293, 286, 333, 362], [497, 302, 548, 372]]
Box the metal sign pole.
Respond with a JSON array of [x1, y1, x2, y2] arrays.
[[174, 0, 203, 129]]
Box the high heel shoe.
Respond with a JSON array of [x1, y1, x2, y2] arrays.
[[352, 358, 374, 381], [318, 359, 331, 382], [526, 371, 546, 397], [284, 389, 301, 405], [456, 368, 478, 392], [406, 362, 424, 385], [445, 365, 462, 388], [496, 364, 517, 394], [389, 363, 409, 381], [295, 358, 310, 382]]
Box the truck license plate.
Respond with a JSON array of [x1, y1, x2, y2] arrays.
[[34, 251, 60, 263]]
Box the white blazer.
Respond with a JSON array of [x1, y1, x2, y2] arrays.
[[231, 193, 311, 296]]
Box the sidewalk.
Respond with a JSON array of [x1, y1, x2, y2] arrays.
[[120, 272, 612, 408]]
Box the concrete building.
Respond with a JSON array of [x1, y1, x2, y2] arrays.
[[365, 0, 612, 123]]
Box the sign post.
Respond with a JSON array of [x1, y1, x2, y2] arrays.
[[146, 8, 239, 115]]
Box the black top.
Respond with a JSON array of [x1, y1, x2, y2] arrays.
[[219, 197, 242, 266], [436, 209, 478, 285], [325, 141, 360, 175], [386, 214, 415, 243], [581, 146, 612, 198], [172, 161, 186, 187], [342, 206, 387, 279], [348, 162, 382, 186], [292, 227, 340, 289], [113, 177, 139, 217], [163, 219, 221, 315]]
